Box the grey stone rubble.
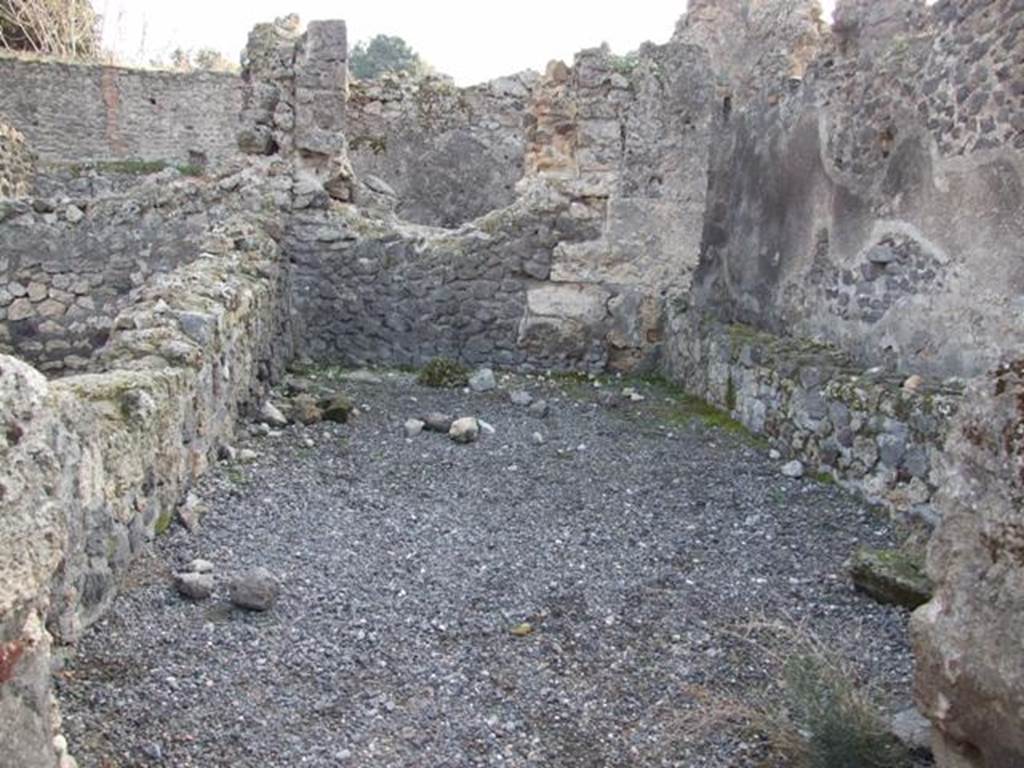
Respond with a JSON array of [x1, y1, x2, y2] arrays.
[[228, 567, 280, 612], [0, 1, 1022, 766]]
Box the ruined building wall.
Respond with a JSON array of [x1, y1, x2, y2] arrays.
[[911, 360, 1024, 768], [0, 156, 297, 376], [0, 57, 242, 169], [681, 0, 1024, 380], [0, 120, 34, 198], [346, 73, 534, 227], [293, 40, 718, 373], [0, 209, 291, 768], [0, 179, 215, 373]]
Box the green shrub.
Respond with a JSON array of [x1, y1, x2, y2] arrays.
[[417, 358, 468, 388]]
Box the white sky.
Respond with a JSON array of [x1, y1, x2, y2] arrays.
[[99, 1, 840, 85]]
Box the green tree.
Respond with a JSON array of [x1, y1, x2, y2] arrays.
[[349, 34, 424, 80]]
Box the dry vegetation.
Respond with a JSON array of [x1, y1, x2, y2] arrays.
[[670, 616, 916, 768], [0, 0, 98, 59]]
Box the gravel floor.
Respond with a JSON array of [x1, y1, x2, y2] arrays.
[[58, 371, 917, 767]]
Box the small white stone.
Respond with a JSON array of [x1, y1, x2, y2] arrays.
[[769, 449, 782, 461], [532, 432, 546, 446], [781, 460, 805, 479], [404, 418, 425, 438], [478, 419, 496, 436]]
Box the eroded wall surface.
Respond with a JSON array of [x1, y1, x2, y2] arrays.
[[0, 58, 242, 169], [686, 0, 1024, 379], [0, 120, 34, 198], [346, 73, 533, 227]]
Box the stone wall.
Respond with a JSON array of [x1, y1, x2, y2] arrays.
[[689, 0, 1024, 380], [666, 313, 960, 522], [0, 161, 292, 374], [912, 360, 1024, 767], [0, 120, 34, 198], [0, 56, 242, 169], [346, 72, 534, 227], [289, 178, 605, 369], [0, 208, 290, 768], [529, 42, 716, 371]]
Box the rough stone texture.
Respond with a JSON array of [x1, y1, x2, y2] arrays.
[[289, 178, 608, 371], [912, 361, 1024, 768], [0, 205, 290, 767], [690, 0, 1024, 379], [0, 120, 35, 198], [0, 56, 242, 169], [667, 315, 959, 521], [346, 72, 534, 227], [0, 160, 292, 374]]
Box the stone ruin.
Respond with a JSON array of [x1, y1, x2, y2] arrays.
[[1, 0, 1022, 765]]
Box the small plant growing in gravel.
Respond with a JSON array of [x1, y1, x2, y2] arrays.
[[782, 654, 912, 768], [417, 358, 469, 388]]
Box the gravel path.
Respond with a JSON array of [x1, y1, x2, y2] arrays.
[[58, 371, 916, 767]]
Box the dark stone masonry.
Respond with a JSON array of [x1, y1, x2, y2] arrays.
[[1, 1, 1023, 767]]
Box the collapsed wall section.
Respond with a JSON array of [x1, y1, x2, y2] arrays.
[[0, 57, 242, 170]]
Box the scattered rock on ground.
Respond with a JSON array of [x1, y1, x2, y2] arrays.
[[289, 393, 323, 425], [769, 449, 782, 461], [184, 559, 214, 574], [174, 572, 214, 601], [532, 432, 546, 446], [177, 493, 206, 534], [902, 375, 924, 393], [338, 369, 384, 385], [404, 418, 425, 438], [259, 402, 288, 428], [890, 707, 934, 756], [449, 417, 480, 444], [238, 449, 259, 463], [469, 368, 497, 393], [781, 460, 805, 479], [848, 547, 932, 609], [528, 400, 550, 419], [229, 567, 280, 612], [510, 390, 533, 407], [424, 412, 454, 433], [479, 419, 496, 436]]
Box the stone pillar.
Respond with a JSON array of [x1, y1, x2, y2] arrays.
[[237, 14, 302, 157], [293, 20, 355, 205], [911, 360, 1024, 767]]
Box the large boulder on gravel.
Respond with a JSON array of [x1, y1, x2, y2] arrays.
[[229, 567, 280, 612], [174, 572, 214, 601], [424, 412, 454, 433], [258, 401, 288, 428], [449, 417, 480, 444], [911, 361, 1024, 767], [469, 368, 497, 392]]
